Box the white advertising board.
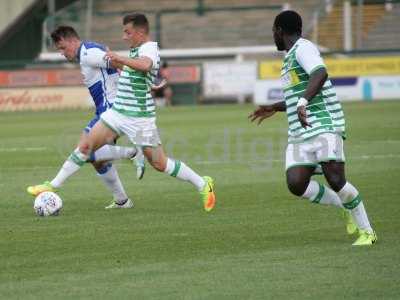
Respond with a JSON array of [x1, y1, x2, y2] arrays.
[[203, 62, 257, 98]]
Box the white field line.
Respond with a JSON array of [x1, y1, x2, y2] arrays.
[[2, 153, 399, 172], [0, 139, 399, 153], [195, 153, 400, 164], [0, 147, 47, 152]]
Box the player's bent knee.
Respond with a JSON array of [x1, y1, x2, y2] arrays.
[[287, 180, 307, 197], [91, 161, 107, 171], [326, 175, 346, 192], [286, 175, 308, 196], [151, 160, 165, 172], [286, 172, 309, 196]]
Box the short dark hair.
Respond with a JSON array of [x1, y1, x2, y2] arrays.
[[51, 26, 80, 43], [123, 13, 149, 33], [274, 10, 302, 35]]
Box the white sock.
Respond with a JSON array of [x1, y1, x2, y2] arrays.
[[50, 148, 88, 188], [337, 182, 373, 233], [164, 158, 205, 191], [302, 180, 343, 208], [90, 145, 136, 162], [97, 163, 128, 204]]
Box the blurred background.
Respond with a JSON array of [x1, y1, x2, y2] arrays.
[[0, 0, 399, 110]]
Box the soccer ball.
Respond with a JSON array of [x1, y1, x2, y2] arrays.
[[34, 192, 63, 216]]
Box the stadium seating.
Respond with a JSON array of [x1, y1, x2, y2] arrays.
[[47, 0, 400, 52], [363, 2, 400, 49], [79, 0, 322, 50], [312, 2, 393, 51]]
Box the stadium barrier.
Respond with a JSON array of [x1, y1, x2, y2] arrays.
[[0, 69, 82, 87], [255, 56, 400, 104], [259, 56, 400, 78], [0, 66, 201, 111], [0, 69, 89, 111], [2, 55, 400, 111]]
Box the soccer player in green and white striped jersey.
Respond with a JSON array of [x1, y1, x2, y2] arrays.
[[249, 10, 376, 245], [28, 13, 215, 212], [104, 13, 215, 211]]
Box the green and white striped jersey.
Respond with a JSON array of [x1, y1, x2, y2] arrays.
[[112, 41, 160, 117], [281, 38, 345, 143]]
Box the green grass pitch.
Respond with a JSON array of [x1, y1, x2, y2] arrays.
[[0, 101, 399, 299]]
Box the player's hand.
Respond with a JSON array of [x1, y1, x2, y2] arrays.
[[297, 105, 312, 128], [151, 79, 167, 91], [105, 51, 124, 64], [248, 105, 276, 125]]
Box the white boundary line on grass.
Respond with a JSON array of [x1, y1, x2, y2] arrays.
[[195, 153, 400, 164], [0, 147, 47, 152], [2, 153, 399, 172], [1, 146, 398, 161]]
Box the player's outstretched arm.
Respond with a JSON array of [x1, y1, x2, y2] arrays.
[[81, 48, 112, 69], [249, 101, 286, 125], [105, 51, 153, 72], [297, 68, 328, 128]]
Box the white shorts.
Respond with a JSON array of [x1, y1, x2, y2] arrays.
[[100, 108, 161, 147], [285, 133, 345, 170]]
